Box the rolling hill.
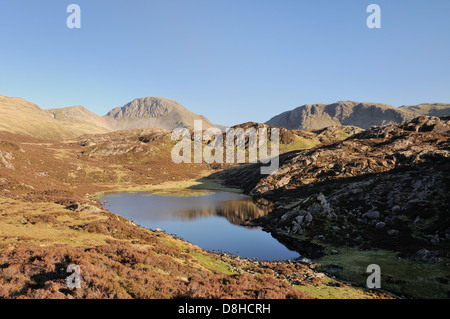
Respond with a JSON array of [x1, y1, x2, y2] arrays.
[[47, 105, 112, 136], [0, 95, 78, 140]]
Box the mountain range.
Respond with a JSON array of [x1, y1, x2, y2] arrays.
[[1, 94, 449, 139], [0, 95, 213, 139], [265, 101, 450, 130]]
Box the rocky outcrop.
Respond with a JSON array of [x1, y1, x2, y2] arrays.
[[251, 116, 450, 198], [272, 193, 336, 236], [0, 151, 15, 170], [78, 128, 170, 157], [410, 249, 443, 264], [208, 125, 364, 194]]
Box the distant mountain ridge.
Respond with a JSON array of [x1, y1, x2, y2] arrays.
[[0, 95, 214, 139], [399, 103, 450, 117], [265, 101, 450, 130], [1, 94, 450, 140]]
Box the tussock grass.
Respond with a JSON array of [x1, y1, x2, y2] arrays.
[[0, 197, 111, 248], [316, 248, 450, 299]]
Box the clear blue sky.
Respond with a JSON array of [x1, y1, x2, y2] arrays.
[[1, 0, 449, 126]]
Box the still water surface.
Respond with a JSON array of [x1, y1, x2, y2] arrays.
[[100, 191, 300, 261]]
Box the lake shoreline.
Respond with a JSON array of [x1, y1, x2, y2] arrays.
[[99, 190, 302, 262]]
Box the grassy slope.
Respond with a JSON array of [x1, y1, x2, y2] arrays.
[[46, 106, 112, 136], [316, 248, 450, 299], [0, 96, 112, 140], [0, 95, 77, 140]]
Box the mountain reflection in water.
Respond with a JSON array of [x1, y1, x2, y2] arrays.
[[172, 199, 271, 226]]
